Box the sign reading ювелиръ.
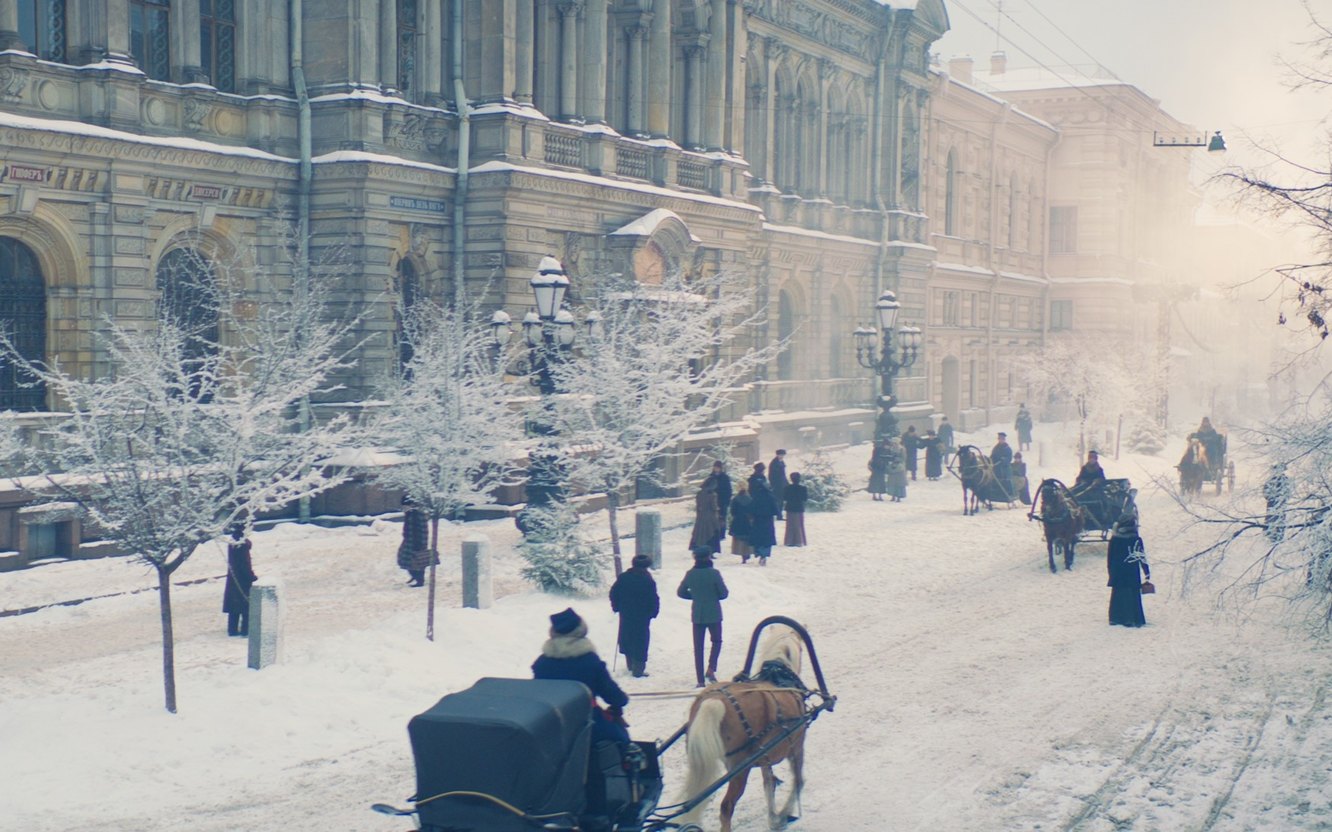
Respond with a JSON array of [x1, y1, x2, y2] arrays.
[[2, 164, 50, 183]]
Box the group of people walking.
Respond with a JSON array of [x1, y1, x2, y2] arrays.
[[867, 419, 957, 501], [689, 451, 810, 567]]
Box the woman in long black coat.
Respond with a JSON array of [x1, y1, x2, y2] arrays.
[[223, 527, 257, 637], [868, 442, 889, 500], [923, 431, 944, 480], [609, 554, 660, 677], [728, 481, 756, 562], [688, 478, 724, 555], [746, 478, 779, 564], [1107, 516, 1151, 627]]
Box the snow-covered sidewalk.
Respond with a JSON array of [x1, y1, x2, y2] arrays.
[[1, 430, 1329, 831]]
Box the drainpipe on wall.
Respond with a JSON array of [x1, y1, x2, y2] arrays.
[[870, 16, 893, 304], [291, 0, 313, 523], [451, 0, 470, 310], [983, 103, 1010, 426]]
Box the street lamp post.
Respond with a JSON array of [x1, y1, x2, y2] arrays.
[[853, 289, 922, 442]]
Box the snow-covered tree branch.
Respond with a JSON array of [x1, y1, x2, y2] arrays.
[[368, 298, 523, 639], [544, 270, 784, 575], [0, 229, 362, 712]]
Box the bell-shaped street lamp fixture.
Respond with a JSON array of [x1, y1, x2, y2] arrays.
[[490, 310, 513, 347], [875, 290, 901, 332], [583, 309, 603, 341], [522, 310, 542, 347], [531, 256, 569, 321], [553, 308, 577, 347]]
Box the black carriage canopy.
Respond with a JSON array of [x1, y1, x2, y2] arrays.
[[408, 677, 593, 830]]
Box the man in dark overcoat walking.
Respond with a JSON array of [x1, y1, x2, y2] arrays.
[[677, 549, 729, 686], [223, 525, 257, 637], [902, 426, 921, 481], [768, 449, 788, 520], [746, 473, 779, 564], [937, 417, 955, 452], [609, 554, 660, 677]]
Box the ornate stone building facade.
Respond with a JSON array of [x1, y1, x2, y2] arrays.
[[0, 0, 950, 448]]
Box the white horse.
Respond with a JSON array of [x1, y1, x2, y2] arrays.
[[678, 625, 808, 832]]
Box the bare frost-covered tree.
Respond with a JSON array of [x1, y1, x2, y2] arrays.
[[1018, 333, 1135, 457], [370, 299, 521, 640], [546, 270, 782, 575], [0, 235, 360, 713]]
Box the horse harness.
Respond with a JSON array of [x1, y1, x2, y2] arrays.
[[714, 660, 810, 765]]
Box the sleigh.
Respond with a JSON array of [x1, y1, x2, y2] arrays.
[[374, 617, 836, 832]]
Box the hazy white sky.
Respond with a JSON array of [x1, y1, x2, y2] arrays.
[[933, 0, 1329, 173]]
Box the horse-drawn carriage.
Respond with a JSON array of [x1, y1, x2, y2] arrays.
[[1178, 431, 1235, 496], [373, 617, 836, 832], [1028, 477, 1137, 573]]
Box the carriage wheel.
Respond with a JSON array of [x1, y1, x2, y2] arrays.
[[677, 825, 705, 832]]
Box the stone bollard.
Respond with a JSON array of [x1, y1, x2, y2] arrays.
[[461, 534, 492, 609], [247, 579, 281, 670], [635, 509, 663, 569]]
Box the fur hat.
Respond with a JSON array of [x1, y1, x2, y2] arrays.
[[549, 607, 584, 636], [631, 554, 652, 569], [691, 546, 715, 564]]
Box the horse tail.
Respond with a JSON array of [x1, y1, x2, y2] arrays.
[[679, 697, 728, 825]]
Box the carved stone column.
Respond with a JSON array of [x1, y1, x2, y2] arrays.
[[703, 0, 726, 150], [646, 0, 671, 138], [817, 59, 833, 196], [80, 0, 133, 65], [685, 42, 706, 149], [581, 0, 607, 123], [726, 0, 747, 154], [557, 0, 581, 120], [763, 38, 783, 184], [175, 0, 205, 83], [626, 24, 647, 134], [421, 0, 443, 101], [379, 0, 398, 89], [0, 1, 22, 51], [515, 0, 534, 104]]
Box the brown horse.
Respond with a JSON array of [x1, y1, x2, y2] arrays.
[[1030, 478, 1086, 572], [677, 626, 808, 832], [1178, 438, 1209, 497]]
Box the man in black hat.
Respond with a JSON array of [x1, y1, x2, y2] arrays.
[[532, 608, 630, 745], [990, 432, 1015, 501], [677, 547, 729, 686], [609, 555, 659, 677]]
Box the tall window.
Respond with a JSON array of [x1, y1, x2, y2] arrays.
[[200, 0, 236, 92], [130, 0, 171, 81], [17, 0, 65, 62], [1049, 206, 1078, 255], [156, 248, 220, 400], [394, 260, 419, 376], [1050, 300, 1073, 331], [944, 150, 958, 236], [0, 238, 46, 411], [397, 0, 418, 94]]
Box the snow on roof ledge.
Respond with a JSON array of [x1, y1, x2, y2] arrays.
[[608, 208, 701, 243]]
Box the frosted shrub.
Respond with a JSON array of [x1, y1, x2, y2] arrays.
[[802, 451, 849, 513], [1126, 419, 1166, 455], [519, 502, 603, 595]]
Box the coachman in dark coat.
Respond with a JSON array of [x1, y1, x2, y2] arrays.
[[990, 433, 1015, 501], [1107, 515, 1151, 627], [223, 527, 257, 637], [609, 554, 660, 677]]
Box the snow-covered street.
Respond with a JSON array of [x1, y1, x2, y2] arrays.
[[2, 431, 1330, 831]]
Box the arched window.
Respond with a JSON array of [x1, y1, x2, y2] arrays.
[[394, 260, 420, 376], [156, 248, 220, 399], [944, 149, 958, 236], [397, 0, 418, 94], [200, 0, 236, 92], [777, 289, 796, 381], [0, 238, 47, 411], [18, 0, 66, 62]]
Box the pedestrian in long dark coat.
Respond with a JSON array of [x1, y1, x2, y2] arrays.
[[868, 441, 889, 500], [746, 476, 779, 564], [706, 461, 732, 540], [768, 450, 788, 520], [885, 438, 908, 502], [1015, 404, 1034, 451], [783, 472, 809, 546], [991, 433, 1015, 501], [728, 481, 756, 562], [223, 526, 257, 637], [396, 496, 435, 587], [609, 554, 659, 677], [938, 418, 955, 452], [688, 478, 724, 554], [1012, 451, 1032, 505], [677, 549, 729, 687], [1107, 515, 1151, 627], [924, 430, 944, 480], [902, 426, 921, 481]]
